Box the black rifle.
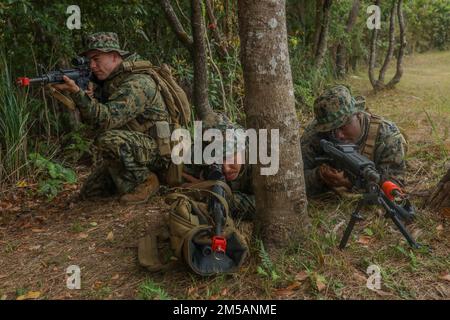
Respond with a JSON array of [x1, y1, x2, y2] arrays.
[[204, 163, 227, 255], [317, 139, 421, 249], [16, 56, 92, 90]]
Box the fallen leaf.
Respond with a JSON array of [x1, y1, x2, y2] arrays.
[[436, 224, 444, 231], [31, 229, 45, 233], [187, 287, 198, 296], [220, 288, 229, 296], [90, 222, 98, 227], [1, 294, 7, 300], [0, 275, 7, 280], [274, 290, 294, 298], [374, 289, 392, 297], [412, 228, 423, 239], [78, 233, 89, 239], [315, 274, 327, 293], [16, 180, 28, 188], [93, 281, 103, 289], [316, 280, 326, 293], [295, 271, 308, 282], [357, 235, 372, 245], [16, 291, 41, 300], [29, 245, 42, 251], [274, 286, 298, 298], [285, 282, 301, 291], [439, 273, 450, 282], [106, 231, 114, 242], [440, 207, 450, 219], [0, 201, 13, 210], [353, 272, 367, 284], [111, 274, 120, 280]]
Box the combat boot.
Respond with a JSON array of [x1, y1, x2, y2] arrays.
[[120, 172, 160, 205]]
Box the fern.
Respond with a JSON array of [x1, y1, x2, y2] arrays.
[[256, 239, 280, 281]]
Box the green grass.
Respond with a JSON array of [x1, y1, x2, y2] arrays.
[[138, 279, 170, 300], [0, 50, 30, 186]]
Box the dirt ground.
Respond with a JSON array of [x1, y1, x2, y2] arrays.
[[1, 51, 449, 300]]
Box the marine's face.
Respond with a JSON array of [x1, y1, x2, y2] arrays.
[[331, 114, 362, 144], [85, 50, 122, 80], [222, 151, 244, 181]]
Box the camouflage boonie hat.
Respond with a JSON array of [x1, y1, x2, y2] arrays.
[[80, 32, 129, 56], [312, 85, 365, 132]]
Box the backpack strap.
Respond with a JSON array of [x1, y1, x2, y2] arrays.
[[138, 229, 178, 273], [361, 114, 382, 161], [122, 61, 191, 127]]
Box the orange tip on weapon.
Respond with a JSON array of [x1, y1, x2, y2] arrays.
[[16, 77, 30, 87], [381, 180, 403, 201]]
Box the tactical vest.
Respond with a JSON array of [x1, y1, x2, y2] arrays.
[[360, 113, 408, 161]]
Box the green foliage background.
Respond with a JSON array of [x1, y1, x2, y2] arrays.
[[0, 0, 449, 190]]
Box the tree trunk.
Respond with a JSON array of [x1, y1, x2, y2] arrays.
[[159, 0, 193, 52], [377, 0, 396, 87], [369, 0, 406, 91], [312, 0, 324, 57], [238, 0, 308, 256], [387, 0, 406, 88], [368, 0, 380, 89], [191, 0, 218, 124], [427, 166, 450, 211], [335, 0, 360, 78], [314, 0, 333, 69]]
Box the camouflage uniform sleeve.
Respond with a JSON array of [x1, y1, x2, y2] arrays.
[[373, 121, 407, 182], [70, 74, 157, 130], [300, 128, 328, 196]]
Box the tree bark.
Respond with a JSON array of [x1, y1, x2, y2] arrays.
[[312, 0, 324, 57], [368, 0, 380, 89], [335, 0, 360, 78], [387, 0, 406, 88], [369, 0, 406, 91], [314, 0, 333, 69], [238, 0, 308, 256], [191, 0, 217, 124], [159, 0, 193, 52], [377, 0, 396, 87], [427, 166, 450, 211]]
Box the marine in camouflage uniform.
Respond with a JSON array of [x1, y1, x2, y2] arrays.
[[182, 116, 255, 220], [301, 85, 407, 196], [67, 32, 171, 200]]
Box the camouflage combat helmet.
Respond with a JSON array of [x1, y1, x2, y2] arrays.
[[80, 32, 129, 57], [312, 85, 366, 132], [203, 114, 247, 158]]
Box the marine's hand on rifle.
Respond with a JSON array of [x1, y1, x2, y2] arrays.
[[85, 82, 94, 98], [52, 75, 80, 94], [319, 164, 352, 189]]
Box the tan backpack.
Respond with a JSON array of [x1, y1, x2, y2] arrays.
[[138, 181, 249, 276], [122, 60, 191, 128]]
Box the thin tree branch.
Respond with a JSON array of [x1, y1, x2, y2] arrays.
[[378, 0, 396, 86], [205, 0, 229, 57], [159, 0, 193, 51], [388, 0, 406, 88]]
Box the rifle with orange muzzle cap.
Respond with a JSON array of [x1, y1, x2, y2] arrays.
[[16, 57, 92, 91], [317, 139, 423, 250]]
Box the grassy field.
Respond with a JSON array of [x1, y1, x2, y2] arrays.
[[0, 51, 449, 300]]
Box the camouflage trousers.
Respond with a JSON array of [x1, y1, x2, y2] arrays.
[[229, 192, 255, 221], [80, 130, 169, 198]]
